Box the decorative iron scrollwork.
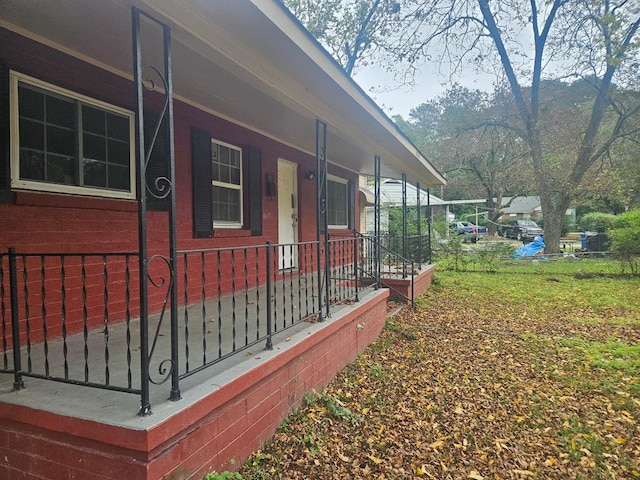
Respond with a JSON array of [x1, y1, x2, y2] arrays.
[[142, 64, 172, 201], [146, 254, 174, 385]]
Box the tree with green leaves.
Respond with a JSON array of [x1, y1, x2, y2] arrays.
[[385, 0, 640, 252], [281, 0, 401, 75], [287, 0, 640, 252], [395, 84, 535, 235]]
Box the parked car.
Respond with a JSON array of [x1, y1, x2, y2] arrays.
[[498, 219, 543, 242], [449, 221, 488, 243]]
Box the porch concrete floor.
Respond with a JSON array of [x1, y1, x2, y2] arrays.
[[0, 277, 379, 430]]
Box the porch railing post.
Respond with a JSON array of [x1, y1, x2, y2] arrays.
[[353, 235, 359, 302], [411, 261, 415, 308], [265, 242, 273, 350], [8, 248, 23, 390]]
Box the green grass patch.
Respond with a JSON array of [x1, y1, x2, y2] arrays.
[[566, 315, 640, 326], [431, 262, 640, 321], [559, 337, 640, 375]]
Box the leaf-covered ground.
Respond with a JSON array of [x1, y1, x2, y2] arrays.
[[238, 267, 640, 479]]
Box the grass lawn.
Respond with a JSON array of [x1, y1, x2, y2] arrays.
[[227, 258, 640, 480]]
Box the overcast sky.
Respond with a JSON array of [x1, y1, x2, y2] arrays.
[[353, 59, 500, 119]]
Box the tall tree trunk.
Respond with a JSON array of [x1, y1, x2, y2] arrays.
[[538, 191, 571, 254]]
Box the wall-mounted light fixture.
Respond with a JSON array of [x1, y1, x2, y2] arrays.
[[303, 170, 316, 181]]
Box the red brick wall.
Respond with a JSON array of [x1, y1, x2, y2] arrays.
[[0, 28, 360, 341]]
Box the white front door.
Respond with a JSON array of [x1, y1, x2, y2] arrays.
[[277, 159, 298, 270]]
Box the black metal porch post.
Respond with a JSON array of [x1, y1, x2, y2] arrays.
[[163, 21, 181, 403], [132, 8, 151, 416], [427, 188, 432, 264], [132, 7, 180, 415], [402, 173, 407, 279], [416, 182, 422, 266], [316, 120, 329, 320], [374, 155, 381, 288]]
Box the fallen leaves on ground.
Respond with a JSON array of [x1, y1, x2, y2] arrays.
[[239, 271, 640, 479]]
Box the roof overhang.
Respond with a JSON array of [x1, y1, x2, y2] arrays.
[[1, 0, 445, 187]]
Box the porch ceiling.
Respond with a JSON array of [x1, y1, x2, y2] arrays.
[[1, 0, 445, 187]]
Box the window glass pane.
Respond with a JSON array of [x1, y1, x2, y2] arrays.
[[47, 125, 75, 156], [230, 148, 240, 168], [219, 165, 230, 184], [219, 146, 230, 165], [19, 87, 44, 120], [327, 180, 348, 226], [230, 166, 240, 185], [83, 133, 106, 162], [106, 113, 129, 141], [46, 154, 75, 185], [19, 118, 45, 151], [46, 95, 75, 128], [82, 105, 105, 135], [83, 158, 107, 187], [107, 139, 129, 166], [213, 187, 241, 223], [20, 151, 45, 181], [108, 164, 130, 191], [210, 141, 242, 224]]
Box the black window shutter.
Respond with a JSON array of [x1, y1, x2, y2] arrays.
[[348, 179, 355, 230], [0, 63, 11, 203], [246, 146, 262, 236], [191, 127, 213, 238], [144, 110, 169, 211]]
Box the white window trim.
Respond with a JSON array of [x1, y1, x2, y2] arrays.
[[9, 71, 136, 200], [327, 174, 349, 229], [211, 139, 243, 229]]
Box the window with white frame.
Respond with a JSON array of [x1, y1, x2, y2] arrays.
[[327, 176, 349, 228], [211, 139, 242, 227], [10, 72, 134, 199]]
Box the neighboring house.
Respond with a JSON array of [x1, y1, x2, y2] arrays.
[[366, 178, 445, 233], [498, 196, 576, 225], [0, 1, 444, 479], [499, 196, 542, 220]]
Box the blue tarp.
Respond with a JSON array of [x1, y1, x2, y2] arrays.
[[512, 236, 545, 259]]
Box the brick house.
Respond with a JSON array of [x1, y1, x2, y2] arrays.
[[0, 1, 445, 478]]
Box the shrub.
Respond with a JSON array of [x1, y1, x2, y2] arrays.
[[612, 209, 640, 229], [608, 210, 640, 274], [578, 212, 616, 232]]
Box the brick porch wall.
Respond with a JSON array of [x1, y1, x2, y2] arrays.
[[0, 289, 389, 480], [382, 264, 437, 301]]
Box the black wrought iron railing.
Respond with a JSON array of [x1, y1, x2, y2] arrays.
[[0, 249, 141, 394], [356, 233, 418, 306], [176, 241, 328, 380], [0, 235, 393, 409], [378, 233, 431, 266]]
